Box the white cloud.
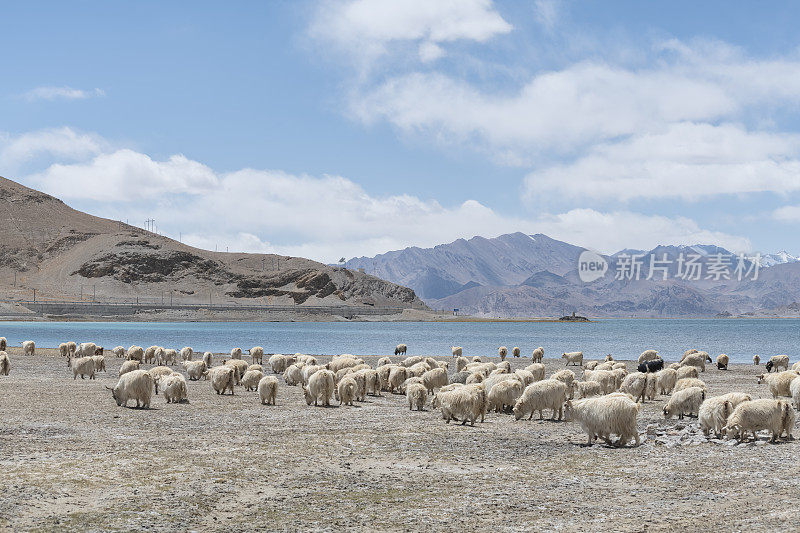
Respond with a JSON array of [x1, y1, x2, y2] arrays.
[[0, 127, 107, 171], [28, 149, 218, 201], [23, 86, 105, 101], [773, 205, 800, 222], [533, 0, 560, 32], [524, 122, 800, 201], [310, 0, 511, 65]]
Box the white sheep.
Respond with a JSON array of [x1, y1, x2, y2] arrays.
[[90, 355, 106, 373], [361, 368, 381, 396], [407, 362, 429, 378], [758, 371, 799, 398], [284, 364, 304, 386], [162, 373, 188, 403], [0, 351, 9, 375], [595, 362, 614, 371], [716, 353, 729, 370], [454, 356, 469, 373], [203, 352, 213, 368], [566, 394, 640, 447], [258, 375, 278, 405], [208, 365, 236, 395], [791, 379, 800, 410], [654, 368, 678, 395], [561, 351, 583, 366], [514, 369, 535, 387], [66, 341, 76, 357], [620, 372, 654, 403], [512, 347, 521, 358], [699, 393, 752, 438], [127, 345, 144, 362], [183, 360, 207, 381], [22, 340, 35, 356], [250, 346, 264, 365], [230, 347, 243, 359], [611, 362, 626, 371], [767, 354, 790, 373], [551, 369, 576, 399], [724, 399, 795, 442], [583, 369, 616, 394], [674, 377, 707, 393], [611, 368, 627, 390], [498, 346, 508, 360], [575, 381, 603, 398], [422, 367, 448, 394], [638, 349, 659, 364], [488, 379, 523, 413], [149, 366, 175, 393], [605, 354, 614, 362], [337, 375, 357, 406], [180, 347, 194, 361], [681, 352, 708, 372], [512, 379, 568, 421], [584, 361, 600, 371], [107, 369, 154, 408], [328, 356, 363, 373], [112, 346, 125, 358], [269, 354, 289, 374], [436, 385, 487, 426], [163, 349, 178, 366], [75, 342, 96, 358], [676, 366, 699, 380], [680, 349, 699, 362], [451, 346, 462, 358], [241, 369, 264, 391], [663, 386, 705, 419], [248, 364, 263, 373], [143, 346, 158, 364], [59, 343, 69, 358], [376, 356, 392, 367], [753, 354, 760, 366], [524, 363, 545, 382], [387, 366, 409, 393], [0, 337, 5, 351], [69, 356, 96, 380], [406, 382, 427, 411], [304, 369, 335, 406], [118, 360, 141, 377], [224, 359, 248, 384], [531, 347, 544, 363]]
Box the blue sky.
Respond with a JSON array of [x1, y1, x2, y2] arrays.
[[2, 1, 800, 261]]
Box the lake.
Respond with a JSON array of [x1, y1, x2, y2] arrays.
[[0, 319, 796, 364]]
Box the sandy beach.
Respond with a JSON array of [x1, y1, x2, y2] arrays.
[[0, 347, 797, 532]]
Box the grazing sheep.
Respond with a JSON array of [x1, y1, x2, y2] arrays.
[[107, 369, 153, 408], [716, 354, 729, 370], [163, 349, 179, 366], [584, 361, 600, 371], [75, 342, 96, 358], [758, 371, 799, 398], [68, 356, 95, 380], [551, 369, 576, 399], [531, 347, 544, 363], [655, 368, 678, 395], [250, 346, 264, 365], [488, 379, 523, 413], [284, 364, 304, 386], [230, 347, 243, 359], [90, 355, 106, 372], [67, 341, 76, 357], [451, 346, 462, 358], [514, 369, 535, 387], [454, 356, 468, 373], [241, 369, 264, 391], [575, 380, 603, 398], [680, 349, 700, 362], [611, 368, 627, 390], [681, 352, 708, 372], [59, 343, 69, 358], [112, 346, 125, 358], [676, 366, 699, 380], [208, 365, 236, 395], [180, 347, 194, 361], [482, 372, 518, 396], [513, 379, 568, 421], [766, 355, 790, 373], [22, 340, 35, 356], [436, 386, 487, 426], [304, 369, 335, 406], [512, 347, 521, 358], [387, 366, 409, 393], [376, 357, 392, 367], [0, 351, 9, 375], [295, 354, 316, 366], [566, 394, 640, 447], [668, 362, 681, 370], [0, 337, 5, 351], [561, 351, 584, 367], [612, 362, 626, 371], [406, 382, 427, 411], [360, 368, 381, 396], [465, 372, 485, 385], [327, 356, 363, 373], [472, 356, 482, 363], [407, 362, 429, 378], [637, 359, 664, 373], [723, 399, 795, 442], [496, 361, 512, 373], [395, 344, 407, 356], [674, 377, 707, 393], [336, 375, 357, 406], [663, 387, 705, 419], [248, 364, 263, 373], [161, 373, 188, 403], [149, 366, 174, 394], [498, 346, 508, 360], [422, 367, 448, 394], [638, 350, 659, 364], [269, 354, 289, 374], [225, 359, 248, 384], [524, 363, 545, 382], [183, 360, 206, 381], [583, 369, 616, 394], [203, 352, 213, 368], [258, 376, 278, 405], [595, 362, 614, 371], [753, 354, 760, 366], [699, 393, 751, 438], [620, 372, 654, 403], [119, 360, 141, 377], [791, 379, 800, 410], [143, 346, 158, 364]]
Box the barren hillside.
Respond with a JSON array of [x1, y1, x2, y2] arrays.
[[0, 176, 424, 310]]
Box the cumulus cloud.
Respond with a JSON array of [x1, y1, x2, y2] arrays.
[[773, 205, 800, 222], [23, 86, 105, 101], [310, 0, 511, 66], [0, 127, 107, 172]]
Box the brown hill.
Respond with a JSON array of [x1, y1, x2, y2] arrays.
[[0, 176, 424, 310]]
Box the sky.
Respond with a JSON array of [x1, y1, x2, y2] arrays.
[[3, 1, 800, 262]]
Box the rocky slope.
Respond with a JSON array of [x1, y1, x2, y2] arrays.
[[0, 176, 424, 310]]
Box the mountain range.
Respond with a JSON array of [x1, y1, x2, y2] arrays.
[[344, 233, 800, 318]]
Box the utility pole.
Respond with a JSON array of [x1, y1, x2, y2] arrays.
[[32, 288, 36, 302], [170, 290, 173, 306], [93, 284, 96, 302]]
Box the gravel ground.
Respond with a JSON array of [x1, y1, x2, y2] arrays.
[[0, 348, 797, 532]]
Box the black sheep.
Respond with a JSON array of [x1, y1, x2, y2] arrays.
[[637, 358, 664, 373]]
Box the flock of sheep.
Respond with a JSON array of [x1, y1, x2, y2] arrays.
[[0, 335, 796, 447]]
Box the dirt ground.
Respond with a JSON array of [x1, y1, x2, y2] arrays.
[[0, 347, 798, 532]]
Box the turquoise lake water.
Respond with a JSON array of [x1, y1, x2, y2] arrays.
[[0, 319, 796, 363]]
